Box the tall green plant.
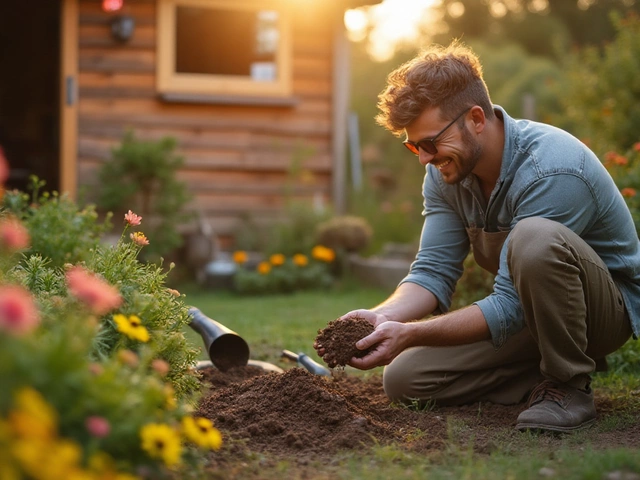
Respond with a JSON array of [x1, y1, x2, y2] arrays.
[[98, 131, 192, 261]]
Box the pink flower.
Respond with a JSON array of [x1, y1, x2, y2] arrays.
[[130, 232, 149, 246], [66, 266, 123, 315], [124, 210, 142, 227], [151, 359, 171, 376], [85, 416, 111, 438], [0, 285, 40, 336], [0, 216, 30, 251], [0, 146, 9, 184]]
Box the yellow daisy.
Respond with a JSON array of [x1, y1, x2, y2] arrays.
[[182, 417, 222, 450], [140, 423, 182, 467]]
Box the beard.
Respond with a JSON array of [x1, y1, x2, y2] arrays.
[[439, 123, 483, 185]]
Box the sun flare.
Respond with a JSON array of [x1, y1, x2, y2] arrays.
[[345, 0, 440, 61]]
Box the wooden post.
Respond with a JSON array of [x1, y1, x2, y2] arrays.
[[331, 7, 350, 214], [59, 0, 79, 198]]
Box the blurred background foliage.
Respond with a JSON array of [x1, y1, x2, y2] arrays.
[[347, 1, 640, 254]]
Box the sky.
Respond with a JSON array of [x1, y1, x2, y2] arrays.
[[344, 0, 440, 62]]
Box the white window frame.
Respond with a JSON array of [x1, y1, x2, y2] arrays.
[[157, 0, 293, 98]]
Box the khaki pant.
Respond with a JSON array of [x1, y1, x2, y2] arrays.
[[383, 217, 631, 406]]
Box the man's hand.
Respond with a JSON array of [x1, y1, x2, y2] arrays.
[[348, 321, 411, 370], [313, 310, 391, 359]]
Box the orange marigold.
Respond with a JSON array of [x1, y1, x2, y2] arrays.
[[621, 187, 637, 198], [269, 253, 286, 266], [293, 254, 308, 267], [257, 261, 271, 275], [232, 251, 248, 264]]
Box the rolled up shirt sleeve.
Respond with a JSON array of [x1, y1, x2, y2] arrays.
[[399, 168, 471, 315]]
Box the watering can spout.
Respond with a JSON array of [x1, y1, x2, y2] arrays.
[[188, 307, 250, 372]]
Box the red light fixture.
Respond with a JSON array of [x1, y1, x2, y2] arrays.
[[102, 0, 124, 13]]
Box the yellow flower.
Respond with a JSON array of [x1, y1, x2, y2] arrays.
[[311, 245, 336, 263], [232, 250, 248, 264], [269, 253, 286, 266], [181, 417, 222, 450], [13, 438, 83, 480], [140, 423, 182, 467], [9, 387, 58, 440], [113, 314, 150, 342], [257, 261, 271, 275], [292, 253, 308, 267], [0, 448, 19, 480]]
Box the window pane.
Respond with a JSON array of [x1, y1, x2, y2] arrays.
[[175, 6, 280, 81]]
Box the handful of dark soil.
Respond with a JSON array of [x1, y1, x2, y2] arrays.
[[315, 316, 375, 368]]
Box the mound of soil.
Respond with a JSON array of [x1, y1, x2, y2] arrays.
[[314, 316, 375, 368], [196, 365, 640, 465]]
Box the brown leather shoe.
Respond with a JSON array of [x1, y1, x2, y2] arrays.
[[515, 380, 596, 432]]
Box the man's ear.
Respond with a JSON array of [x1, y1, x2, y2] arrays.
[[469, 106, 486, 134]]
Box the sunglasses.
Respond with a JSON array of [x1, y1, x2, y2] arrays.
[[403, 107, 471, 156]]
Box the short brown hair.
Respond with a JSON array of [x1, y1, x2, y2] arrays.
[[375, 41, 494, 137]]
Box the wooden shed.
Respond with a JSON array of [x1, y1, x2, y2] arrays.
[[0, 0, 380, 241]]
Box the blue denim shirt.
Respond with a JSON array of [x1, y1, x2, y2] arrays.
[[401, 106, 640, 349]]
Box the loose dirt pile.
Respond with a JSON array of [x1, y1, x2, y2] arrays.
[[196, 365, 640, 463], [314, 316, 375, 367]]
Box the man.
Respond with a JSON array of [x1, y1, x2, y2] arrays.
[[315, 41, 640, 432]]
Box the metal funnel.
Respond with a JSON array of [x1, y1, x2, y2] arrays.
[[188, 307, 250, 371]]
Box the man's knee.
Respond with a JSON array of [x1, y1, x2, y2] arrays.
[[382, 349, 452, 405], [509, 217, 566, 270]]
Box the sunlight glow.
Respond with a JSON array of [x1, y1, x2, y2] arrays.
[[345, 0, 439, 62]]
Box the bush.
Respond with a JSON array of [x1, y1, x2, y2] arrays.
[[0, 207, 219, 478], [97, 131, 193, 262], [552, 12, 640, 155], [315, 215, 373, 253], [2, 176, 112, 268], [601, 143, 640, 236]]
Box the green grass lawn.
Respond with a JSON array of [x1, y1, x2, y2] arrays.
[[176, 283, 640, 480], [179, 282, 389, 375]]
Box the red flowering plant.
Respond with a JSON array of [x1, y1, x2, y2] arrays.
[[0, 164, 221, 478], [602, 142, 640, 235]]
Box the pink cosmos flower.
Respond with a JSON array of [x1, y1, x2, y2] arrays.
[[130, 232, 149, 246], [124, 210, 142, 227], [0, 216, 30, 251], [85, 416, 111, 438], [0, 285, 40, 336], [66, 266, 123, 315], [151, 359, 171, 376]]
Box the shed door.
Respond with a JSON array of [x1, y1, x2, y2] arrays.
[[0, 0, 62, 193]]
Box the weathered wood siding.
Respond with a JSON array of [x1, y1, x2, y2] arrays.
[[77, 0, 337, 235]]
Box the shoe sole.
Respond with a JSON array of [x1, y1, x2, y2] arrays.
[[515, 417, 596, 433]]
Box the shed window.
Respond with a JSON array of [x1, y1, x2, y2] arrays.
[[157, 0, 292, 99]]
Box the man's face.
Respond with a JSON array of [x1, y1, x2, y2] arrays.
[[404, 107, 482, 185]]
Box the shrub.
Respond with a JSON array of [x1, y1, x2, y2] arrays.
[[2, 176, 113, 268], [552, 12, 640, 155], [315, 215, 373, 253], [0, 209, 219, 478], [601, 142, 640, 236], [97, 131, 193, 262]]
